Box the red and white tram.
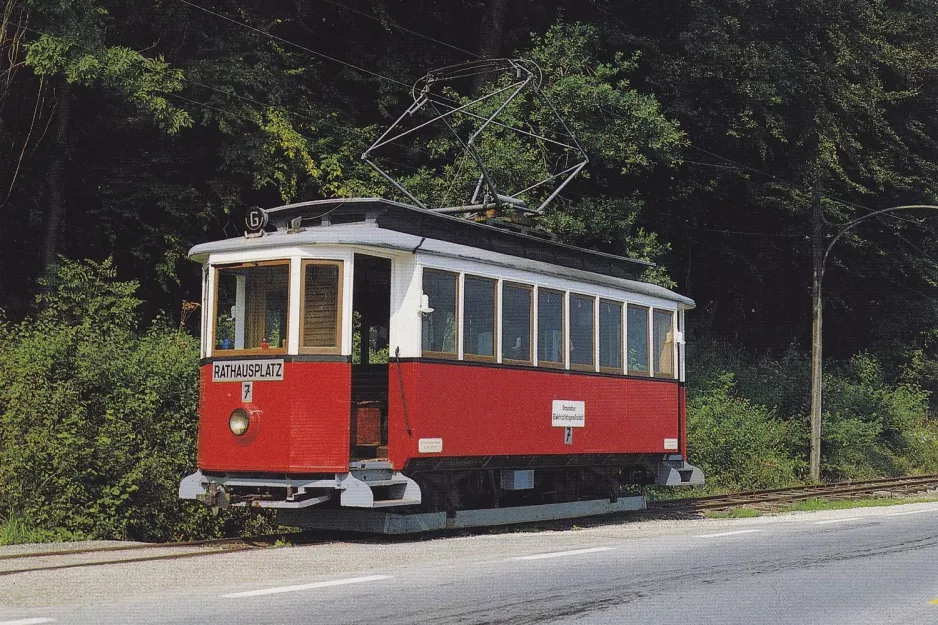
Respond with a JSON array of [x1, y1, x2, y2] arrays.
[[179, 198, 703, 532]]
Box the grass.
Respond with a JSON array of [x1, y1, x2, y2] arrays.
[[0, 516, 52, 546], [703, 508, 763, 519], [0, 512, 79, 546], [702, 493, 938, 518], [782, 494, 938, 513]]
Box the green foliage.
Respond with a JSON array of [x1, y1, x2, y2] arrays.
[[822, 353, 938, 479], [540, 196, 676, 287], [688, 372, 802, 490], [784, 496, 938, 513], [703, 508, 762, 519], [24, 2, 191, 133], [0, 511, 75, 545], [529, 23, 684, 175], [0, 259, 224, 540], [686, 340, 938, 486]]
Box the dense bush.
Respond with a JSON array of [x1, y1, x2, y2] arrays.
[[0, 259, 231, 541], [2, 261, 935, 541], [686, 339, 938, 486], [687, 372, 803, 490], [822, 353, 938, 479]]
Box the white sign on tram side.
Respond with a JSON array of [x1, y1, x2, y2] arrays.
[[551, 400, 585, 427], [212, 359, 284, 382]]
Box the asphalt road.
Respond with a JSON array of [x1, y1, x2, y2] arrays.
[[3, 502, 938, 624]]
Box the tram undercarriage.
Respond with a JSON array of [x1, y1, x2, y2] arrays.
[[180, 454, 702, 532]]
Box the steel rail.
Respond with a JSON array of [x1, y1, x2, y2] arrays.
[[649, 474, 938, 511], [0, 545, 257, 577], [0, 531, 311, 576], [0, 535, 258, 562]]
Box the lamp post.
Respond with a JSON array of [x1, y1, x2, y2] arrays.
[[809, 204, 938, 482]]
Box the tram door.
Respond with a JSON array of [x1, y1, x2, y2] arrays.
[[350, 254, 392, 461]]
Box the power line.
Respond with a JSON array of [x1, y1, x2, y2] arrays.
[[177, 0, 413, 89], [682, 159, 748, 172], [686, 143, 935, 235], [588, 0, 631, 31], [688, 144, 805, 193], [686, 225, 802, 238], [182, 78, 371, 138], [319, 0, 481, 60]]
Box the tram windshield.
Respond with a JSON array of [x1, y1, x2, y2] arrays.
[[214, 262, 289, 352]]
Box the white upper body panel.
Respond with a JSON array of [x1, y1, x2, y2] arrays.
[[194, 221, 693, 379]]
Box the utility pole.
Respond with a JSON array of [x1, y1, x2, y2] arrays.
[[809, 177, 823, 482], [809, 204, 938, 483]]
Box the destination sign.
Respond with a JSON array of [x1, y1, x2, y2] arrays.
[[551, 400, 585, 427], [212, 359, 284, 382]]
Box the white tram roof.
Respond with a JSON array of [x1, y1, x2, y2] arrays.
[[190, 198, 695, 308]]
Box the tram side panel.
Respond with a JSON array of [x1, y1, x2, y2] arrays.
[[197, 361, 352, 473], [387, 361, 680, 467]]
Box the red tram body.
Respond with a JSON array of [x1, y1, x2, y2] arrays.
[[180, 198, 702, 531]]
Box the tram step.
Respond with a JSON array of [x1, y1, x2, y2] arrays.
[[339, 472, 422, 508], [371, 499, 421, 508], [355, 478, 409, 487]]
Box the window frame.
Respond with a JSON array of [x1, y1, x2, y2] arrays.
[[462, 274, 498, 363], [298, 259, 344, 356], [626, 303, 651, 377], [536, 286, 566, 370], [212, 259, 291, 356], [568, 292, 596, 372], [421, 267, 460, 360], [652, 308, 677, 380], [501, 281, 534, 366], [598, 298, 624, 374]]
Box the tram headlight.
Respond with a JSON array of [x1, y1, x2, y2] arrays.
[[229, 408, 250, 436]]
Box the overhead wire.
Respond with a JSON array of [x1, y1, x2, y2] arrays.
[[28, 0, 936, 248], [177, 0, 413, 89], [685, 144, 935, 232], [318, 0, 481, 60], [14, 22, 440, 159], [685, 226, 802, 238]]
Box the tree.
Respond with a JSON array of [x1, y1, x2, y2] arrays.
[[617, 0, 938, 477]]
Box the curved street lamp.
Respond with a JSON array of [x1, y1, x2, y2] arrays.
[[810, 204, 938, 482]]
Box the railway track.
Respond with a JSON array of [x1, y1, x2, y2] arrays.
[[0, 533, 303, 577], [4, 474, 937, 576], [648, 474, 938, 511]]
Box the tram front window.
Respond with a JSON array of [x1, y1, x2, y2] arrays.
[[214, 262, 289, 352]]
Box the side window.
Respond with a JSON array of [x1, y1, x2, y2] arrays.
[[502, 283, 532, 364], [627, 304, 650, 375], [422, 269, 458, 357], [569, 294, 595, 370], [301, 261, 342, 353], [537, 288, 565, 367], [463, 275, 496, 361], [215, 262, 289, 352], [653, 309, 675, 378], [599, 299, 623, 372]]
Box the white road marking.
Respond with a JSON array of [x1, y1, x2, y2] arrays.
[[813, 517, 862, 525], [695, 529, 764, 538], [222, 575, 392, 598], [0, 619, 57, 625], [510, 547, 617, 561], [886, 507, 938, 517]]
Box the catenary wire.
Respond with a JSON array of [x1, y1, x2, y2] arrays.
[[23, 8, 934, 243], [15, 23, 438, 156], [177, 0, 413, 89], [319, 0, 481, 60]]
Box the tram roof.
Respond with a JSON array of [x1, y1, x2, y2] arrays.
[[204, 198, 652, 274], [189, 198, 694, 308]]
